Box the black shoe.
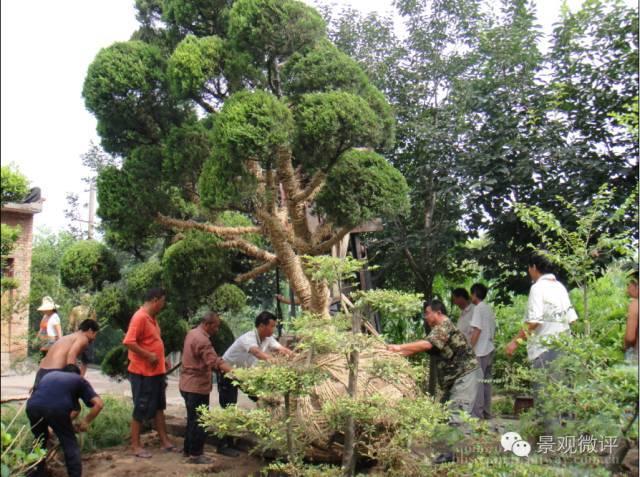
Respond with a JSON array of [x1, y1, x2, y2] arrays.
[[433, 452, 455, 464], [217, 446, 241, 457]]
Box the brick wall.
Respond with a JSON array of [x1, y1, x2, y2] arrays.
[[1, 203, 40, 373]]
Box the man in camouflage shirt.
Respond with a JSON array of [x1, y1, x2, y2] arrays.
[[387, 300, 482, 464], [387, 299, 481, 410]]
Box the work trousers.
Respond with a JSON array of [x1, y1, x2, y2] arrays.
[[180, 391, 209, 457], [27, 406, 81, 477]]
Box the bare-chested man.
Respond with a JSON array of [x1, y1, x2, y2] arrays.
[[33, 319, 100, 390]]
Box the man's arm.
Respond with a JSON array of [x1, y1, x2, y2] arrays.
[[273, 346, 294, 357], [470, 327, 481, 348], [124, 343, 159, 367], [248, 346, 272, 361], [66, 335, 89, 366], [387, 340, 432, 357], [76, 396, 104, 432], [505, 323, 540, 356]]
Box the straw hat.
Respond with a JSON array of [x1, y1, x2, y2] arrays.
[[37, 296, 59, 311]]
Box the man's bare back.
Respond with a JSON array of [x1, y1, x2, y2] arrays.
[[39, 332, 90, 370]]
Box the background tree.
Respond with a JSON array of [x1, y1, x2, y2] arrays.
[[84, 0, 410, 316]]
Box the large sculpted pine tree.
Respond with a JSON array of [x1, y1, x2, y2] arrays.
[[83, 0, 408, 315]]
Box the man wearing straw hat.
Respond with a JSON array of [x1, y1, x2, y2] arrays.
[[36, 296, 63, 357]]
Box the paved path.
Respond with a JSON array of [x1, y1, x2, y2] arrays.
[[0, 366, 256, 416]]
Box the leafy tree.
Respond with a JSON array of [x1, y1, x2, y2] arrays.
[[0, 165, 29, 206], [516, 183, 638, 332], [60, 240, 120, 291], [323, 0, 484, 298], [84, 0, 409, 316], [548, 0, 638, 203]]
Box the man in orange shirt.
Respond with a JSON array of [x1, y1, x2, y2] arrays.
[[123, 288, 176, 458]]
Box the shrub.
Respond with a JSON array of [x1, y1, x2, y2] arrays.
[[101, 344, 129, 380], [0, 406, 46, 477], [123, 258, 163, 303], [60, 240, 120, 291], [93, 284, 134, 331], [0, 165, 29, 206]]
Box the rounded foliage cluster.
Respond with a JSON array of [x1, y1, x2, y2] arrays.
[[315, 149, 410, 228], [293, 92, 384, 171], [60, 240, 120, 291], [168, 35, 226, 99], [207, 283, 247, 313], [282, 40, 368, 97], [162, 231, 231, 314], [228, 0, 325, 64], [93, 284, 134, 331], [124, 258, 163, 303], [156, 305, 190, 353], [82, 41, 183, 155], [101, 344, 129, 380]]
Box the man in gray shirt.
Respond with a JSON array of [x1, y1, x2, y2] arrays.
[[469, 283, 496, 419]]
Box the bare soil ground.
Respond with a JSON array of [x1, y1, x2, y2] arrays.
[[48, 433, 264, 477]]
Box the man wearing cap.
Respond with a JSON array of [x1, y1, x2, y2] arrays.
[[123, 287, 176, 458], [26, 364, 104, 477], [33, 319, 100, 390], [179, 312, 233, 463], [37, 296, 63, 357]]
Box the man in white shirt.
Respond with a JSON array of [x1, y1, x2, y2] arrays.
[[217, 311, 293, 452], [505, 255, 578, 362], [468, 283, 496, 419], [451, 288, 475, 343], [505, 254, 578, 432]]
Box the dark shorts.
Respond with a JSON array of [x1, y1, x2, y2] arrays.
[[129, 373, 166, 422], [33, 367, 60, 391]]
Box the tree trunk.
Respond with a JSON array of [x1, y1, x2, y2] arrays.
[[342, 311, 361, 476], [284, 392, 295, 460]]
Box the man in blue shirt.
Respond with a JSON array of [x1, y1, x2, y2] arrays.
[[26, 364, 104, 477]]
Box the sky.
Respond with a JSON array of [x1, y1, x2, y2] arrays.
[[0, 0, 606, 235]]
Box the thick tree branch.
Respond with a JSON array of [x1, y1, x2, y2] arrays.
[[312, 227, 351, 254], [257, 209, 313, 309], [192, 95, 215, 114], [276, 148, 312, 243], [292, 170, 327, 203], [156, 214, 260, 237], [235, 259, 278, 283], [218, 239, 276, 262]]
